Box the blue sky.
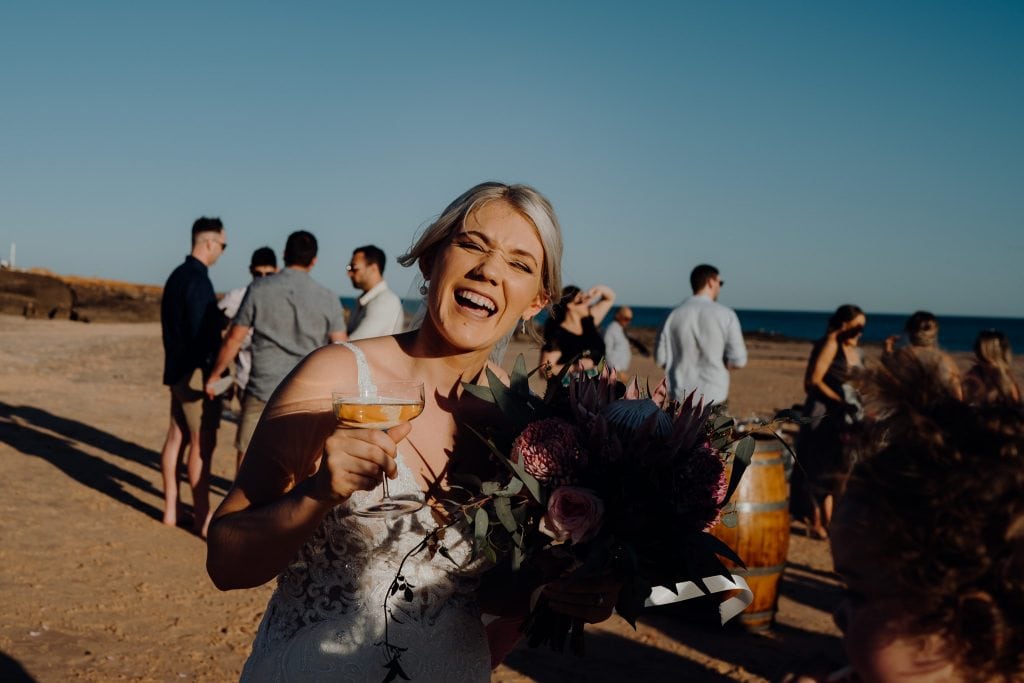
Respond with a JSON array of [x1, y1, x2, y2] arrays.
[[2, 1, 1022, 316]]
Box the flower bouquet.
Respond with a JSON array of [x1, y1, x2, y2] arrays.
[[377, 356, 759, 680], [460, 357, 757, 650]]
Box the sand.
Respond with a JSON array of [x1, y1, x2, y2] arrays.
[[0, 314, 992, 682]]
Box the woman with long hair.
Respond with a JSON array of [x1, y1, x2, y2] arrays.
[[792, 304, 866, 540], [539, 284, 615, 380], [963, 329, 1021, 405], [206, 182, 617, 680]]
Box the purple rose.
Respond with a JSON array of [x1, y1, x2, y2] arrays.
[[541, 486, 604, 544]]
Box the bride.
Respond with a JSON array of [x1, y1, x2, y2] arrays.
[[206, 182, 617, 680]]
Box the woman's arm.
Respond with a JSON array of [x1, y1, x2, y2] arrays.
[[206, 345, 410, 590], [807, 335, 843, 402], [587, 285, 616, 326], [942, 354, 964, 401]]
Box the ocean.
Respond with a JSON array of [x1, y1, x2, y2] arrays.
[[344, 298, 1024, 354], [605, 307, 1024, 353]]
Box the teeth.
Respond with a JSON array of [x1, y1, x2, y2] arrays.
[[457, 289, 497, 312]]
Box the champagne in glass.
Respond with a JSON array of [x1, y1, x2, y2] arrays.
[[332, 381, 425, 518]]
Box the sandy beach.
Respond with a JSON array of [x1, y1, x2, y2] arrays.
[[0, 313, 999, 682]]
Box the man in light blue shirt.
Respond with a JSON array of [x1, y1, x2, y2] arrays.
[[603, 306, 634, 373], [655, 264, 747, 406]]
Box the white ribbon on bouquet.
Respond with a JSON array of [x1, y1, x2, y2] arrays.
[[643, 573, 754, 625], [482, 572, 753, 627]]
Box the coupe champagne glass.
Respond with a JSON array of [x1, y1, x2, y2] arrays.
[[332, 381, 425, 518]]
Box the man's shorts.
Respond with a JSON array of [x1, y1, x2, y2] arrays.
[[170, 368, 223, 434], [235, 392, 267, 454]]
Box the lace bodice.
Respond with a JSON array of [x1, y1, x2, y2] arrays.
[[242, 454, 491, 681]]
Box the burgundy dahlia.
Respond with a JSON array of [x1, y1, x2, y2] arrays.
[[511, 418, 586, 485]]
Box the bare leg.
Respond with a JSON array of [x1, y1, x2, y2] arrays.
[[160, 414, 185, 526], [235, 449, 246, 475], [188, 428, 217, 538], [809, 502, 829, 540], [822, 494, 834, 529]]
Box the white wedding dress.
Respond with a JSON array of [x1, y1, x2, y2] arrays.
[[241, 455, 491, 681]]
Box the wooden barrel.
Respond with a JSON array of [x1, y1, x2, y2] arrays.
[[711, 433, 791, 630]]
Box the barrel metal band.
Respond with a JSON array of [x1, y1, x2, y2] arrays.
[[734, 500, 788, 512], [740, 610, 776, 620], [730, 564, 787, 577], [749, 457, 785, 467]]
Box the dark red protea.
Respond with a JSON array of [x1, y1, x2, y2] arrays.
[[673, 440, 728, 531], [511, 418, 586, 486]]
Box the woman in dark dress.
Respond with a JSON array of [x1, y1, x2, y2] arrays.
[[539, 284, 616, 380], [792, 304, 866, 540]]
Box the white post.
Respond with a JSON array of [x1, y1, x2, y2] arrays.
[[9, 243, 14, 269]]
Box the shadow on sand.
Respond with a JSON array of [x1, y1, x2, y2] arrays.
[[502, 625, 738, 682], [502, 593, 842, 682], [0, 651, 36, 682], [0, 402, 232, 523]]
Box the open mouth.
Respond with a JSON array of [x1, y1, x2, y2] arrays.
[[454, 289, 498, 317]]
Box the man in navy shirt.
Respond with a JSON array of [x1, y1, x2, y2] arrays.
[[159, 216, 227, 537]]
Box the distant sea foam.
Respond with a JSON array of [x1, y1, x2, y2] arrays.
[[345, 297, 1023, 354]]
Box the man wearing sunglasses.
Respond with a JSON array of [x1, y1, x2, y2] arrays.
[[345, 244, 405, 340], [159, 216, 229, 536], [656, 263, 747, 407], [215, 246, 279, 471]]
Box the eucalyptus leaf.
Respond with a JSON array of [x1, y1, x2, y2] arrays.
[[494, 496, 518, 533], [721, 507, 738, 529], [481, 481, 501, 496], [474, 508, 489, 545], [510, 457, 543, 503], [483, 543, 498, 564], [497, 478, 524, 497], [512, 529, 524, 571]]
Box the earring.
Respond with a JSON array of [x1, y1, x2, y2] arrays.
[[521, 319, 527, 335], [419, 283, 428, 296]]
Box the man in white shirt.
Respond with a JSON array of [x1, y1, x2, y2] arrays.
[[603, 306, 634, 374], [655, 264, 747, 406], [346, 244, 405, 340]]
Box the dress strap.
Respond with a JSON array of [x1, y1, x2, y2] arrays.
[[335, 341, 377, 397]]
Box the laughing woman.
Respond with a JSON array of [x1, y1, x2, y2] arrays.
[[206, 183, 617, 681]]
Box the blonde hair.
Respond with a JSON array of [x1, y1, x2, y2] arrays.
[[976, 330, 1013, 370], [966, 330, 1021, 405], [397, 182, 563, 306]]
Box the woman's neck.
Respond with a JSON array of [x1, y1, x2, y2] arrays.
[[401, 326, 494, 390], [562, 309, 585, 330]]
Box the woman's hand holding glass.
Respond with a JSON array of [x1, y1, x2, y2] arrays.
[[328, 381, 425, 517], [311, 422, 412, 505]]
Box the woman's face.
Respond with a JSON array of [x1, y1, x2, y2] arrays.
[[425, 200, 548, 353], [839, 314, 867, 344], [830, 495, 962, 683], [566, 290, 590, 315]]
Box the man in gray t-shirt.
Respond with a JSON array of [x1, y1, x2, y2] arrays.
[[206, 230, 347, 469]]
